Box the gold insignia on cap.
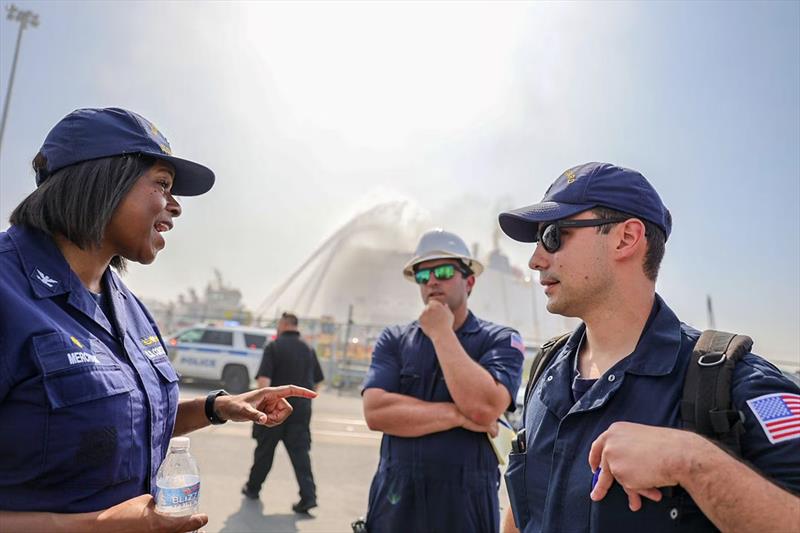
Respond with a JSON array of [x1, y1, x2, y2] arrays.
[[158, 143, 172, 155], [565, 169, 577, 184], [70, 336, 84, 349]]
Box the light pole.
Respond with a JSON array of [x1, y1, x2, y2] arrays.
[[0, 4, 39, 157]]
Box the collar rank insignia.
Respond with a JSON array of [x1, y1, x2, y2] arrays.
[[35, 269, 58, 288]]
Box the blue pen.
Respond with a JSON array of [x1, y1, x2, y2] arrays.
[[591, 467, 602, 490]]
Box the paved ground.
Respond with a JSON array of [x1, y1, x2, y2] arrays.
[[180, 383, 512, 533], [181, 383, 380, 532]]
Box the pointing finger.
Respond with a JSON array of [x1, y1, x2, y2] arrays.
[[270, 385, 317, 399]]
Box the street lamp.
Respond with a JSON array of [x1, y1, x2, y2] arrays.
[[0, 4, 39, 157]]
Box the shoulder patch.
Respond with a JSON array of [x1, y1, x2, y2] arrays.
[[746, 392, 800, 444]]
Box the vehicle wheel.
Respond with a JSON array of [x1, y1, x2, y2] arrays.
[[222, 365, 249, 394]]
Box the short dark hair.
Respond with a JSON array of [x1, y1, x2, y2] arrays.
[[9, 153, 156, 271], [592, 206, 666, 281], [280, 312, 299, 327]]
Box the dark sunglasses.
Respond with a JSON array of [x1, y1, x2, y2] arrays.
[[414, 263, 470, 284], [537, 217, 629, 253]]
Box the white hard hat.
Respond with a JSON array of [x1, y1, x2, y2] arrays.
[[402, 229, 484, 282]]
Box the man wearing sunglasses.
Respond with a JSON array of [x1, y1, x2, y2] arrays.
[[498, 162, 800, 533], [361, 229, 525, 533]]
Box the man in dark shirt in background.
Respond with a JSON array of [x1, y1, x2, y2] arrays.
[[242, 312, 325, 514]]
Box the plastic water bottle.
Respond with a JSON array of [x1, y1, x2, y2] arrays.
[[155, 437, 200, 518]]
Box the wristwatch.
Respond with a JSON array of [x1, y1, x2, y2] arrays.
[[205, 389, 229, 425]]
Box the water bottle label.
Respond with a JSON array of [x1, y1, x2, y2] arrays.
[[157, 481, 200, 511]]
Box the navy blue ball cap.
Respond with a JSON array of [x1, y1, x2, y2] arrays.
[[36, 107, 215, 196], [498, 162, 672, 243]]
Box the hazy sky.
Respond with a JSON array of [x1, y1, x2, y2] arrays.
[[1, 1, 798, 366]]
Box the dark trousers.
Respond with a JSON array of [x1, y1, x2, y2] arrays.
[[365, 461, 500, 533], [246, 404, 316, 503]]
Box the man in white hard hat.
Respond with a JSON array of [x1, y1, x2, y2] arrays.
[[361, 229, 525, 533]]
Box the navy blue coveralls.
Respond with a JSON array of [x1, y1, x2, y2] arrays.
[[0, 225, 180, 512], [363, 311, 524, 533], [505, 295, 800, 533]]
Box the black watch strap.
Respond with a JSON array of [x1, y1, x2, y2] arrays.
[[205, 389, 229, 425]]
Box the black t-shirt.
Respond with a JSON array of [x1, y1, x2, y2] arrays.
[[257, 331, 324, 406]]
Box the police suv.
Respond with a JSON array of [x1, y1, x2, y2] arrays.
[[166, 324, 276, 393]]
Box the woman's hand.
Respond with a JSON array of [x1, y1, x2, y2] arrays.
[[0, 494, 207, 533], [215, 384, 317, 427], [96, 494, 207, 532]]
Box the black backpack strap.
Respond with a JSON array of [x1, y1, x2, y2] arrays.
[[681, 329, 753, 455], [522, 333, 571, 418]]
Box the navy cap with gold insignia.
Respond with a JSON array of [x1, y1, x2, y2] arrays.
[[499, 162, 672, 243], [35, 107, 215, 196]]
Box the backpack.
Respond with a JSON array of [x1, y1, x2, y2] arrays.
[[522, 329, 753, 454]]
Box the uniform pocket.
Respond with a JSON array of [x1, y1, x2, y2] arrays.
[[40, 365, 133, 408], [147, 353, 180, 453], [504, 451, 531, 530], [33, 334, 135, 488], [150, 355, 179, 383], [589, 482, 689, 533]]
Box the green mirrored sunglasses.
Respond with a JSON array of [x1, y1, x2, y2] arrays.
[[414, 264, 459, 284]]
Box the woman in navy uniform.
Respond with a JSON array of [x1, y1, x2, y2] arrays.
[[0, 108, 316, 532]]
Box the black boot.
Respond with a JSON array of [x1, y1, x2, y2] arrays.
[[292, 499, 318, 513], [241, 484, 259, 500]]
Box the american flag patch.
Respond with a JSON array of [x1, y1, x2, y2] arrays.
[[510, 333, 525, 354], [746, 393, 800, 444]]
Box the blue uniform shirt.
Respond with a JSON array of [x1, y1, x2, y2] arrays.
[[363, 311, 524, 532], [0, 225, 180, 512], [505, 295, 800, 533]]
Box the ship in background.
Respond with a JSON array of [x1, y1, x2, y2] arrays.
[[141, 268, 251, 334], [253, 201, 578, 357]]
